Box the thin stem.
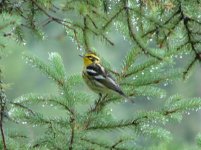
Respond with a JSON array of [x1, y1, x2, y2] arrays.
[[83, 16, 90, 51], [102, 7, 124, 30], [110, 139, 123, 149], [69, 115, 75, 150], [183, 56, 198, 79], [10, 102, 35, 115], [31, 0, 74, 30], [0, 123, 6, 150], [84, 94, 110, 129], [0, 69, 7, 150], [0, 21, 16, 30], [80, 137, 124, 150], [87, 107, 182, 130]]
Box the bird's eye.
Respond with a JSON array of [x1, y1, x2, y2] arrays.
[[88, 56, 94, 61]]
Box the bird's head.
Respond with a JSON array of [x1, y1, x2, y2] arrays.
[[80, 52, 100, 66]]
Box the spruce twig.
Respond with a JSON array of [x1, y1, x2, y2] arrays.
[[102, 6, 124, 30], [123, 0, 162, 60], [80, 137, 124, 150], [69, 114, 75, 150], [110, 139, 124, 149], [83, 17, 90, 51], [0, 67, 7, 150]]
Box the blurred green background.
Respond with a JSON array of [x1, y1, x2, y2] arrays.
[[2, 21, 201, 149]]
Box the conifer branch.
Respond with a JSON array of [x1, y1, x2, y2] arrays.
[[110, 139, 124, 149], [181, 8, 198, 56], [86, 26, 114, 46], [69, 115, 75, 150], [29, 0, 35, 29], [178, 3, 201, 76], [0, 0, 6, 13], [32, 140, 48, 148], [84, 95, 108, 129], [80, 137, 123, 150], [159, 18, 181, 48], [10, 102, 35, 115], [89, 95, 108, 113], [0, 21, 16, 30], [30, 0, 74, 30], [87, 14, 98, 29], [0, 68, 7, 150], [102, 7, 124, 30], [87, 104, 195, 131], [183, 56, 198, 80], [102, 0, 109, 13], [2, 1, 201, 149], [86, 116, 143, 130], [28, 3, 81, 48], [142, 4, 180, 37], [123, 0, 162, 60], [83, 17, 90, 51]]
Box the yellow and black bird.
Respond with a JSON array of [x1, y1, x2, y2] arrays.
[[80, 51, 128, 99]]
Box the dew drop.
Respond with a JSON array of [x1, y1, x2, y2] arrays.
[[160, 95, 165, 99], [141, 72, 144, 75], [124, 99, 128, 102], [42, 35, 46, 40], [79, 47, 83, 51], [22, 121, 27, 125], [33, 124, 38, 127], [164, 83, 168, 86]]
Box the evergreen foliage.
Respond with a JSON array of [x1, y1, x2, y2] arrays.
[[1, 0, 201, 149]]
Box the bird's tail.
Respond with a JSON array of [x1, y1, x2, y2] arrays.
[[116, 89, 135, 103]]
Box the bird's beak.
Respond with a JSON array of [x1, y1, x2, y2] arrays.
[[79, 54, 84, 58]]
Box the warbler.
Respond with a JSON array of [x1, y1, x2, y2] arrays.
[[80, 51, 128, 99]]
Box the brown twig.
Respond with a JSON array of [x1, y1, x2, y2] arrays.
[[142, 4, 180, 38], [84, 95, 109, 129], [30, 0, 74, 30], [80, 137, 124, 150], [86, 107, 182, 130], [183, 56, 198, 79], [83, 17, 90, 51], [110, 139, 124, 149], [69, 114, 75, 150], [0, 69, 7, 150], [102, 7, 124, 30]]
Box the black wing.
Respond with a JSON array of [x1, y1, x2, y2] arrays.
[[86, 64, 125, 96]]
